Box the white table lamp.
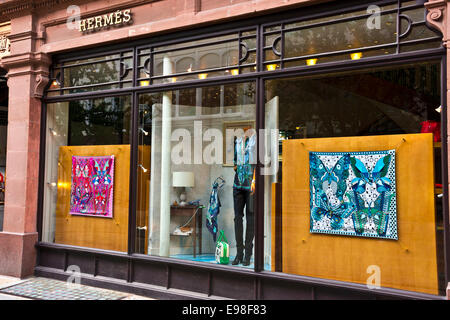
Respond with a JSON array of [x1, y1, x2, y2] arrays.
[[173, 172, 195, 206]]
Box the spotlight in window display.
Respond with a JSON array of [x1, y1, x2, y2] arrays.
[[138, 164, 148, 173], [306, 58, 318, 66], [49, 128, 58, 136], [350, 52, 363, 60], [47, 182, 57, 189], [139, 128, 149, 136]]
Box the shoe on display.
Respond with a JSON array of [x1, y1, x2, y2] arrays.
[[242, 256, 251, 267], [232, 256, 243, 265]]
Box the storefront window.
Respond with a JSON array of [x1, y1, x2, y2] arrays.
[[264, 61, 445, 295], [136, 82, 257, 268], [137, 30, 257, 86], [38, 0, 448, 298], [263, 1, 441, 69], [46, 51, 134, 96], [42, 96, 132, 252]]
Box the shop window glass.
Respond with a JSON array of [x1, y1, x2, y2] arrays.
[[284, 5, 398, 29], [400, 40, 442, 52], [136, 82, 257, 269], [284, 13, 397, 58], [64, 61, 121, 89], [402, 0, 419, 7], [264, 1, 441, 69], [137, 31, 257, 85], [42, 96, 132, 253], [263, 61, 445, 295], [47, 52, 134, 96]]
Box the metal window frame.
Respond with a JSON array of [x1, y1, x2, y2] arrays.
[[261, 0, 441, 69], [36, 0, 450, 299]]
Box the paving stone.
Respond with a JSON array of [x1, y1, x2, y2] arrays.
[[0, 277, 128, 300]]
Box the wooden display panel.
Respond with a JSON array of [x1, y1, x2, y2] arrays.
[[271, 183, 282, 272], [55, 145, 130, 252], [281, 133, 439, 294]]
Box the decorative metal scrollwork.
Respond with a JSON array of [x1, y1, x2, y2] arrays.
[[239, 42, 249, 64], [120, 58, 134, 80], [271, 35, 282, 57], [143, 57, 151, 75], [399, 14, 414, 38]]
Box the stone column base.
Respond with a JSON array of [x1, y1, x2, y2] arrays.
[[0, 232, 38, 279]]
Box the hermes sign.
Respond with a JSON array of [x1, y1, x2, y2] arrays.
[[79, 9, 132, 33]]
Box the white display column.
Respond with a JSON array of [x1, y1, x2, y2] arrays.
[[159, 55, 173, 257], [43, 102, 69, 243]]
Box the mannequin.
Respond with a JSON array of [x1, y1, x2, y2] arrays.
[[232, 128, 256, 266]]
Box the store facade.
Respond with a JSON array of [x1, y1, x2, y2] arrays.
[[0, 23, 8, 232], [0, 22, 9, 237], [0, 0, 450, 300]]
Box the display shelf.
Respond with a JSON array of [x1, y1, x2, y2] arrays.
[[171, 227, 194, 237], [170, 205, 202, 257]]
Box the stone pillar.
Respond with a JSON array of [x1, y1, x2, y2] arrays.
[[426, 0, 450, 299], [0, 14, 50, 279]]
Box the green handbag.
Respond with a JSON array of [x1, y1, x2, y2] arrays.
[[215, 230, 229, 265]]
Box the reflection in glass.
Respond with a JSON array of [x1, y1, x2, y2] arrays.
[[284, 13, 397, 59], [264, 62, 445, 295], [136, 82, 257, 269], [42, 96, 131, 252], [264, 3, 441, 68], [149, 32, 257, 83], [60, 52, 133, 94]]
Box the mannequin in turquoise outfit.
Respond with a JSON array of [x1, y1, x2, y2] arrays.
[[232, 131, 256, 266]]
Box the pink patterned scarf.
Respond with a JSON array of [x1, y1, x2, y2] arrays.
[[70, 155, 115, 218]]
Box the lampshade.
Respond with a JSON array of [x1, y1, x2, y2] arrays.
[[173, 172, 195, 187]]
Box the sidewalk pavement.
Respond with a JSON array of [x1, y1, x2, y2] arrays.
[[0, 275, 153, 300]]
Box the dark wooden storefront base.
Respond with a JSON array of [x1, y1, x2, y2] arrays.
[[35, 242, 445, 300]]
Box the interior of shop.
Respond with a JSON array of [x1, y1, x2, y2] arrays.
[[265, 61, 444, 295], [136, 83, 258, 268]]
